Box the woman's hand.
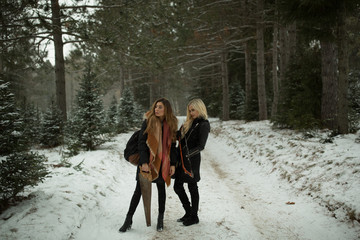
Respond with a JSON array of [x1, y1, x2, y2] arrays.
[[141, 163, 150, 173], [170, 166, 175, 176]]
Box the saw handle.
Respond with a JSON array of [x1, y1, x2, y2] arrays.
[[141, 163, 150, 172]]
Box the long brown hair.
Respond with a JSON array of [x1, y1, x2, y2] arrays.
[[145, 98, 178, 141]]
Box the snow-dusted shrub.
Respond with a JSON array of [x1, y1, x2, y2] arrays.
[[348, 70, 360, 133], [104, 96, 118, 135], [0, 152, 49, 211], [39, 102, 63, 148], [117, 87, 143, 133], [0, 80, 28, 155], [64, 61, 107, 156]]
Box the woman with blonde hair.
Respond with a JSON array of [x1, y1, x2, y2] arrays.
[[119, 98, 178, 232], [174, 98, 210, 226]]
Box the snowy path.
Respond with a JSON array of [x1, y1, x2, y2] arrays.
[[1, 127, 358, 240], [71, 134, 357, 240], [199, 135, 356, 240]]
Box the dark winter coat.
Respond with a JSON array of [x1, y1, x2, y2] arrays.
[[136, 119, 177, 183], [176, 117, 210, 182]]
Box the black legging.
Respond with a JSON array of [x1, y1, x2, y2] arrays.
[[174, 179, 199, 215], [126, 179, 166, 217]]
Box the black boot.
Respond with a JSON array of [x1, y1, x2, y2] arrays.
[[177, 212, 191, 222], [177, 204, 192, 222], [157, 213, 164, 232], [183, 214, 199, 226], [119, 215, 133, 232]]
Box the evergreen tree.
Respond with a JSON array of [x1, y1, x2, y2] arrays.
[[229, 81, 246, 120], [105, 96, 118, 135], [0, 80, 49, 212], [0, 80, 27, 155], [39, 101, 64, 148], [19, 101, 41, 146], [133, 100, 145, 127], [64, 62, 106, 154], [0, 152, 49, 211], [190, 75, 222, 118], [63, 113, 83, 157], [117, 87, 143, 133], [348, 70, 360, 133], [274, 46, 322, 130]]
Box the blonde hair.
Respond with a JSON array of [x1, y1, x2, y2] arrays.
[[182, 98, 208, 137], [145, 98, 178, 141]]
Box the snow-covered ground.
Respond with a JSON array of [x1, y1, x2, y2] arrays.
[[1, 118, 359, 240]]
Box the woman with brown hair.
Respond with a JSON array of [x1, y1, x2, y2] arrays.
[[119, 98, 178, 232]]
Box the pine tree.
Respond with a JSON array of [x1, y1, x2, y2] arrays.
[[274, 46, 322, 130], [39, 101, 64, 148], [230, 81, 246, 120], [117, 87, 143, 133], [63, 113, 83, 156], [64, 62, 106, 154], [348, 70, 360, 133], [105, 96, 118, 135], [0, 80, 49, 211], [0, 152, 49, 210], [0, 80, 27, 155], [133, 100, 145, 127], [190, 76, 222, 118], [19, 101, 41, 146]]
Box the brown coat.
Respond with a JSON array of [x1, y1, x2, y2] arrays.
[[137, 119, 177, 186]]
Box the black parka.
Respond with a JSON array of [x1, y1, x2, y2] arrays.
[[177, 117, 210, 182]]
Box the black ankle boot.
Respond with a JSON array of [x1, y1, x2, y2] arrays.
[[177, 204, 192, 222], [183, 215, 199, 226], [177, 212, 191, 222], [157, 213, 164, 232], [119, 215, 133, 232]]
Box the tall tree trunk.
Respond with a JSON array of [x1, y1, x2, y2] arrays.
[[149, 73, 161, 107], [51, 0, 66, 121], [244, 42, 252, 112], [221, 49, 229, 121], [271, 23, 279, 118], [256, 0, 267, 120], [278, 23, 296, 85], [69, 77, 73, 112], [337, 6, 349, 134], [320, 40, 338, 130], [149, 75, 156, 107], [279, 25, 286, 87], [0, 40, 3, 76], [288, 22, 297, 58], [118, 63, 124, 97], [127, 68, 132, 87], [0, 54, 2, 77], [159, 72, 165, 98]]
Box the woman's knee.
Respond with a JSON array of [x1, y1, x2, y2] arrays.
[[188, 182, 198, 192], [173, 181, 184, 193]]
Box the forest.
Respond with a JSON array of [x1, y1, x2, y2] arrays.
[[1, 0, 360, 210]]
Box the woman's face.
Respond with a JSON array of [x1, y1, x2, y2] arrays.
[[155, 102, 165, 119], [188, 105, 199, 119]]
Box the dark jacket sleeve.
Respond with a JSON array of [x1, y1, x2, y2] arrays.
[[187, 120, 210, 158], [176, 129, 182, 139], [138, 119, 149, 166], [170, 142, 178, 166]]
